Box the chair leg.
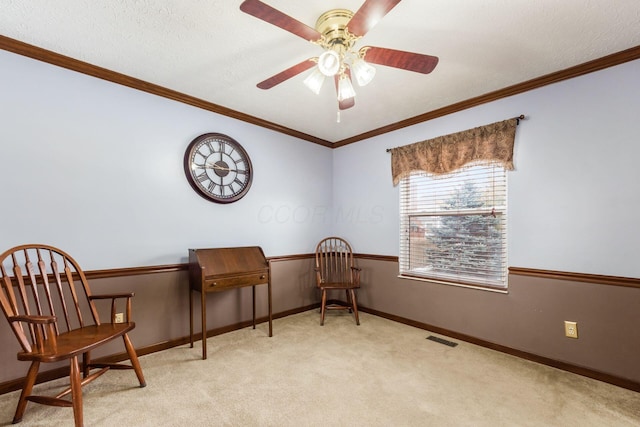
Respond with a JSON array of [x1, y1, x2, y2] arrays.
[[320, 289, 327, 326], [70, 356, 83, 427], [123, 333, 146, 387], [82, 351, 91, 378], [350, 289, 360, 325], [345, 290, 353, 313], [13, 361, 40, 424]]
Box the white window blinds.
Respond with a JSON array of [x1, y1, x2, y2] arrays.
[[399, 161, 508, 289]]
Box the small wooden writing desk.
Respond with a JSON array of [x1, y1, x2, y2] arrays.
[[188, 246, 272, 359]]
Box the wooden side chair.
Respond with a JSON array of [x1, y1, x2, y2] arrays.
[[0, 244, 146, 427], [314, 237, 361, 326]]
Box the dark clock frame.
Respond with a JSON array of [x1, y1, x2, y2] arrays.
[[183, 133, 253, 204]]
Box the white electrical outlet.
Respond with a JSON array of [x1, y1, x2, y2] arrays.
[[114, 312, 124, 323]]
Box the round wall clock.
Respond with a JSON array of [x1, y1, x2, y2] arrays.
[[183, 133, 253, 204]]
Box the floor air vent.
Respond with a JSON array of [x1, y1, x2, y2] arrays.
[[426, 335, 458, 347]]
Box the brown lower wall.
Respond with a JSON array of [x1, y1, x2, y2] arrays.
[[1, 255, 638, 394], [355, 258, 640, 388], [0, 256, 319, 390]]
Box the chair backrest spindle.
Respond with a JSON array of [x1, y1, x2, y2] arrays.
[[37, 248, 59, 335], [0, 264, 19, 315], [63, 256, 85, 327], [24, 249, 44, 317], [49, 252, 73, 331], [11, 254, 31, 318]]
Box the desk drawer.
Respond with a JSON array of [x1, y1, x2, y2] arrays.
[[204, 272, 269, 291]]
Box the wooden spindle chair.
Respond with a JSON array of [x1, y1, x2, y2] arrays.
[[314, 237, 361, 325], [0, 244, 146, 427]]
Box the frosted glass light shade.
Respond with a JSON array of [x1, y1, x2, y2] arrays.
[[352, 57, 376, 86], [318, 50, 340, 76], [303, 68, 325, 95], [337, 74, 356, 101]]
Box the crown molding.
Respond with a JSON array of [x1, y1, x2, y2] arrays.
[[2, 35, 638, 148], [0, 35, 333, 148], [333, 45, 640, 147]]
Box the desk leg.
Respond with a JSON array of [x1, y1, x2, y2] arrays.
[[189, 289, 193, 348], [268, 279, 273, 337], [252, 285, 256, 329], [201, 290, 207, 360]]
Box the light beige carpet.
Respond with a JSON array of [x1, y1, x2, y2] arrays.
[[1, 310, 639, 426]]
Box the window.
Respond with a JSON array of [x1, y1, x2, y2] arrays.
[[399, 161, 508, 289]]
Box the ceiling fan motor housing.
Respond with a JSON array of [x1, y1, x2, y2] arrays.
[[315, 9, 357, 53]]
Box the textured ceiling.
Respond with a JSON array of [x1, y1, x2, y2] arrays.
[[1, 1, 639, 144]]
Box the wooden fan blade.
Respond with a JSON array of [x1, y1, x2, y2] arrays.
[[334, 72, 355, 110], [361, 46, 439, 74], [347, 0, 402, 36], [240, 0, 322, 41], [257, 59, 317, 90]]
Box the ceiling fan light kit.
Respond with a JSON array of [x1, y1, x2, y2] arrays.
[[351, 56, 376, 86], [303, 67, 326, 95], [337, 74, 357, 101], [240, 0, 439, 117], [317, 50, 341, 76]]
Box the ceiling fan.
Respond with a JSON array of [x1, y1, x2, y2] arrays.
[[240, 0, 439, 113]]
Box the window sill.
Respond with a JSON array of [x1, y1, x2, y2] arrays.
[[397, 274, 509, 294]]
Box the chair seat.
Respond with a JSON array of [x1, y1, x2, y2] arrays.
[[17, 322, 135, 363], [320, 282, 359, 290]]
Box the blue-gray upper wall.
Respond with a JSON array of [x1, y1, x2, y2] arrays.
[[1, 49, 639, 278]]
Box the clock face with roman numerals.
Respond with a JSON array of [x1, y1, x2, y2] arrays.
[[183, 133, 253, 203]]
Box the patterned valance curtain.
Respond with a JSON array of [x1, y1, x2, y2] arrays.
[[390, 118, 518, 185]]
